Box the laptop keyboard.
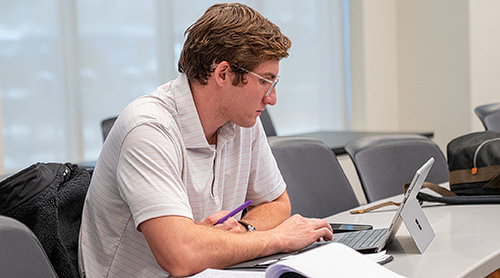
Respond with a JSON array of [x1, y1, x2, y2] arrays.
[[335, 228, 388, 249]]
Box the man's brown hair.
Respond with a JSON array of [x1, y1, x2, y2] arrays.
[[178, 3, 291, 86]]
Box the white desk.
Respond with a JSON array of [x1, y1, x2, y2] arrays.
[[325, 187, 500, 278]]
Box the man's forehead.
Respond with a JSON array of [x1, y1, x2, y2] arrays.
[[253, 61, 279, 78]]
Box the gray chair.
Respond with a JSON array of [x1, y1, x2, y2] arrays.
[[345, 134, 449, 203], [101, 116, 118, 142], [103, 111, 277, 139], [0, 215, 58, 278], [268, 136, 359, 218], [261, 110, 277, 137], [102, 112, 277, 140], [474, 103, 500, 132], [102, 112, 276, 139]]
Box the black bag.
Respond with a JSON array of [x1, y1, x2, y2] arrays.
[[416, 131, 500, 205], [0, 162, 91, 278], [447, 131, 500, 195]]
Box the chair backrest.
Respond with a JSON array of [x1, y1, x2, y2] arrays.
[[101, 116, 118, 142], [268, 136, 359, 218], [260, 110, 277, 137], [102, 112, 277, 139], [0, 215, 58, 278], [345, 134, 449, 203], [475, 103, 500, 132]]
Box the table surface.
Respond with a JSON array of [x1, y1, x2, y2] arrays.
[[324, 185, 500, 278], [295, 130, 434, 155]]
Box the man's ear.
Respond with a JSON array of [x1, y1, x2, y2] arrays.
[[214, 61, 232, 87]]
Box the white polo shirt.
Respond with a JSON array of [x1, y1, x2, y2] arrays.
[[79, 74, 286, 278]]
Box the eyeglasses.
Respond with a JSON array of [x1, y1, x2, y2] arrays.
[[239, 67, 280, 97]]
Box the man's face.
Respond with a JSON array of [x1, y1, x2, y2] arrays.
[[226, 60, 280, 128]]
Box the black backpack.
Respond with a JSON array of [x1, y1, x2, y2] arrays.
[[415, 131, 500, 205], [447, 131, 500, 195], [0, 162, 91, 278]]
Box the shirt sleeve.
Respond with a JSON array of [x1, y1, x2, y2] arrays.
[[116, 123, 193, 229]]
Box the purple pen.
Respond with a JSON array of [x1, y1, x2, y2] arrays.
[[215, 200, 253, 225]]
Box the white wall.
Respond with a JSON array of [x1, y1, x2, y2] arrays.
[[397, 0, 470, 152], [0, 76, 3, 174], [350, 0, 398, 131], [350, 0, 500, 154], [469, 0, 500, 131]]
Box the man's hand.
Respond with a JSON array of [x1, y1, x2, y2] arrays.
[[197, 211, 245, 233], [141, 212, 333, 276], [271, 214, 334, 253]]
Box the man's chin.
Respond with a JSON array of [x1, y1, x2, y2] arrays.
[[233, 118, 257, 128]]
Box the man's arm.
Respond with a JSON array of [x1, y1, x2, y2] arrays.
[[239, 190, 291, 231], [140, 212, 332, 277]]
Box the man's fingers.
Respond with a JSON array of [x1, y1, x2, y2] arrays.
[[314, 219, 333, 232], [197, 210, 230, 226], [318, 226, 334, 241], [214, 217, 244, 233]]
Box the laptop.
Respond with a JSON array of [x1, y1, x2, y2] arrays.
[[331, 157, 435, 254], [228, 157, 435, 269]]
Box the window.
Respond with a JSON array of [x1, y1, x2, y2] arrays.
[[261, 0, 350, 134], [0, 0, 350, 174]]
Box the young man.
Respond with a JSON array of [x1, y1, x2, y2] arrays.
[[79, 3, 333, 277]]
